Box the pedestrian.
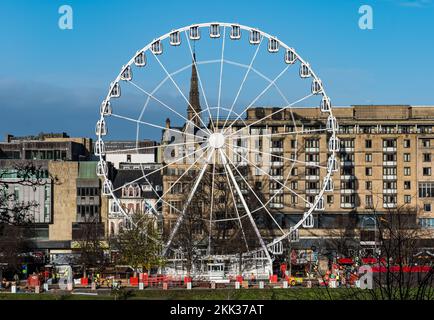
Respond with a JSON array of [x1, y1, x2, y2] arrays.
[[13, 273, 19, 285]]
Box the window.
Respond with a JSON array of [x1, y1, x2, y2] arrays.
[[327, 195, 334, 204], [383, 139, 397, 148], [404, 195, 411, 204], [383, 153, 397, 161], [383, 167, 397, 175], [270, 194, 283, 204], [169, 201, 182, 215], [305, 139, 319, 148], [169, 182, 182, 194], [291, 168, 298, 176], [424, 203, 431, 212], [341, 167, 354, 175], [423, 167, 432, 176], [341, 180, 355, 189], [365, 140, 372, 148], [419, 182, 434, 198], [44, 185, 50, 201], [422, 139, 431, 148], [365, 195, 373, 208], [419, 218, 434, 229], [404, 167, 411, 176], [366, 181, 372, 190], [365, 153, 372, 162], [383, 181, 397, 189], [127, 154, 131, 162], [341, 195, 355, 204], [341, 153, 354, 162], [404, 181, 411, 189], [365, 167, 372, 176], [290, 140, 297, 149], [290, 181, 298, 190], [404, 153, 411, 162], [44, 204, 50, 219], [291, 195, 298, 204], [305, 153, 319, 162], [383, 195, 397, 204], [340, 139, 355, 149], [423, 153, 431, 162], [14, 187, 19, 200], [404, 139, 411, 148]]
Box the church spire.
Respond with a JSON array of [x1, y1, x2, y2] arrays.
[[187, 53, 201, 126]]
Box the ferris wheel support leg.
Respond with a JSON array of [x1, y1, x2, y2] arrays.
[[162, 150, 215, 257], [218, 149, 273, 274]]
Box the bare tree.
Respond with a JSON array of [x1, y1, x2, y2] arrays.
[[75, 216, 108, 278], [367, 203, 434, 300]]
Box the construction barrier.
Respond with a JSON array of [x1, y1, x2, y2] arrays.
[[81, 278, 88, 285], [27, 275, 40, 288], [130, 277, 139, 286], [236, 275, 243, 283], [269, 275, 278, 283]]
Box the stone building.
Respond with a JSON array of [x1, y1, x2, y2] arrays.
[[108, 167, 162, 236], [48, 161, 108, 260], [104, 140, 158, 169], [160, 58, 434, 255]]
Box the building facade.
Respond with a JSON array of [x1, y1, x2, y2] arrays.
[[160, 59, 434, 253], [108, 168, 162, 236], [104, 140, 158, 169]]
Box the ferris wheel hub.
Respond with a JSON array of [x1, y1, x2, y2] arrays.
[[208, 132, 225, 149]]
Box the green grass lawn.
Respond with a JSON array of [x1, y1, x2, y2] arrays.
[[0, 288, 371, 300]]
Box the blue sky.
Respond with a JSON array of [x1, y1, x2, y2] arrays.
[[0, 0, 433, 140]]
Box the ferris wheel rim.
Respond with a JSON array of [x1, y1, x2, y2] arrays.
[[95, 21, 338, 260]]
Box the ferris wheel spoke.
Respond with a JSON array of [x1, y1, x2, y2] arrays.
[[226, 143, 312, 207], [218, 148, 272, 266], [158, 145, 211, 206], [184, 31, 216, 132], [222, 64, 290, 136], [226, 93, 314, 138], [221, 39, 263, 131], [152, 53, 212, 135], [112, 143, 209, 192], [110, 113, 203, 141], [221, 160, 250, 252], [207, 152, 217, 255], [216, 26, 226, 129], [163, 150, 215, 256], [128, 80, 209, 137], [221, 149, 285, 235]]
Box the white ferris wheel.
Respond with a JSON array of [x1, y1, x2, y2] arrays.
[[95, 22, 339, 277]]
